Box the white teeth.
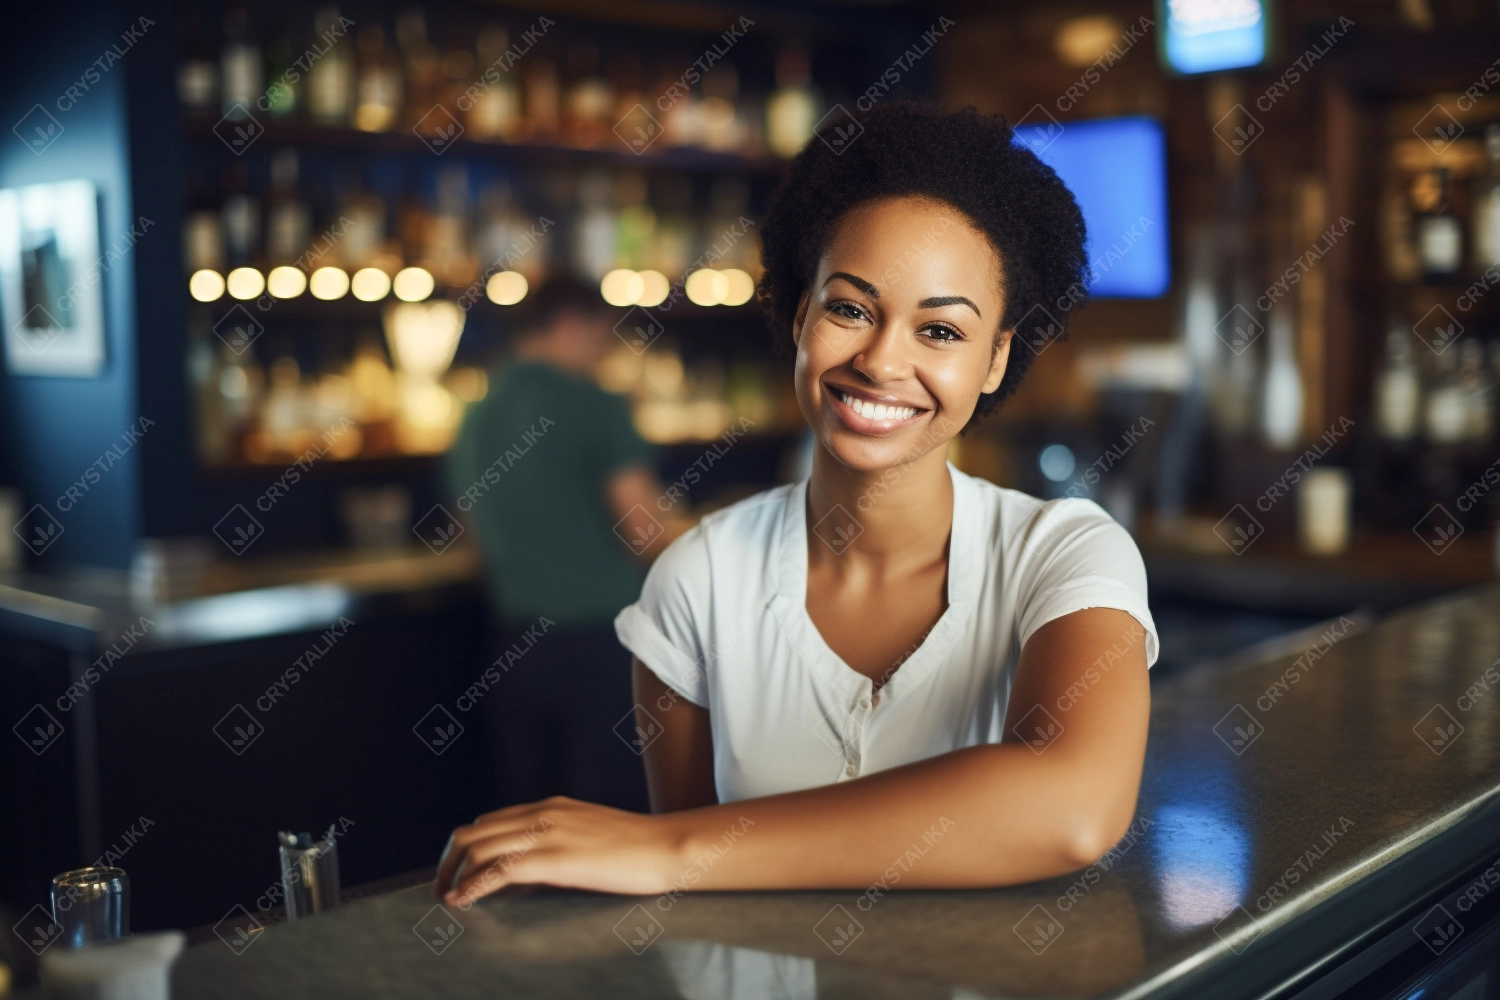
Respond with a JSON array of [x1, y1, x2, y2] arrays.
[[837, 390, 917, 422]]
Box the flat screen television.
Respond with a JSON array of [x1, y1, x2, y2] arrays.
[[1019, 115, 1170, 299], [1157, 0, 1270, 75]]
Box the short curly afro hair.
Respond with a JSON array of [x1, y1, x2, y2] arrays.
[[756, 101, 1089, 423]]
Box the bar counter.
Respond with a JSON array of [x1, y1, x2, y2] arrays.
[[159, 583, 1500, 999]]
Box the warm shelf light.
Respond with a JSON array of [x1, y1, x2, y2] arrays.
[[601, 269, 644, 307], [393, 267, 435, 302], [637, 270, 669, 307], [266, 266, 307, 299], [309, 266, 351, 300], [685, 268, 729, 306], [351, 268, 392, 302], [189, 269, 225, 302], [226, 267, 265, 300], [721, 268, 755, 307], [486, 271, 528, 305]]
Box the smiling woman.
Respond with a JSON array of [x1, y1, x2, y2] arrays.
[[435, 101, 1157, 906]]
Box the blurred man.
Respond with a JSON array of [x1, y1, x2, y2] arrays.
[[447, 276, 685, 812]]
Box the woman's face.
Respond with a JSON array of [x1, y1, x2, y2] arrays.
[[792, 195, 1010, 474]]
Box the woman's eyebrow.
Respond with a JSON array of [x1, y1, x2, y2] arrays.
[[823, 272, 879, 298], [918, 295, 981, 318]]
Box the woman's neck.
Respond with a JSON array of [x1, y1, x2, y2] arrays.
[[806, 441, 954, 576]]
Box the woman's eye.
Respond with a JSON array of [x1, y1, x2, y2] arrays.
[[924, 324, 961, 342], [828, 301, 867, 322]]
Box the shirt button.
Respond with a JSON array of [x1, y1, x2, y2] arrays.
[[845, 762, 859, 777]]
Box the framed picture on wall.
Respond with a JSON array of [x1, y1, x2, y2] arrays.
[[0, 179, 106, 377]]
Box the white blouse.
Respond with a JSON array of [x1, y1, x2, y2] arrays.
[[613, 462, 1158, 804]]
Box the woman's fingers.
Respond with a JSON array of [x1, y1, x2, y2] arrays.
[[438, 818, 561, 899], [432, 799, 565, 893], [448, 845, 553, 905]]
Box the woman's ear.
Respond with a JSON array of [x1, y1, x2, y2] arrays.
[[791, 289, 811, 349], [981, 328, 1013, 395]]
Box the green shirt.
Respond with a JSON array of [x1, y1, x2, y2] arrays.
[[446, 359, 654, 629]]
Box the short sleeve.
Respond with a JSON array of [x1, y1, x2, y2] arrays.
[[597, 388, 654, 476], [1014, 499, 1159, 668], [613, 524, 712, 706]]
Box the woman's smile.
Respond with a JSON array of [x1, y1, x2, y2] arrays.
[[824, 380, 930, 435]]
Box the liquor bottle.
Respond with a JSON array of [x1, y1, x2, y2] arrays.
[[698, 65, 745, 153], [354, 25, 403, 132], [1373, 321, 1421, 442], [468, 26, 523, 142], [1259, 308, 1302, 449], [523, 58, 561, 142], [177, 7, 218, 112], [1413, 167, 1462, 280], [395, 10, 442, 126], [266, 149, 311, 264], [220, 163, 259, 267], [1473, 125, 1500, 269], [263, 22, 301, 120], [574, 169, 618, 280], [563, 40, 613, 148], [1424, 344, 1467, 444], [307, 7, 355, 125], [766, 44, 816, 158], [220, 5, 262, 119]]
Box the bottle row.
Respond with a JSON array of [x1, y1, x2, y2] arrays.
[[1373, 322, 1499, 447], [183, 150, 763, 299], [181, 5, 820, 159], [1385, 124, 1500, 284]]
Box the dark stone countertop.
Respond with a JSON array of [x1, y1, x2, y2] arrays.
[[165, 584, 1500, 999]]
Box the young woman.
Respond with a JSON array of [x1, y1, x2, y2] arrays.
[[435, 101, 1157, 905]]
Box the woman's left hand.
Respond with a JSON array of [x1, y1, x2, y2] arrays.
[[433, 796, 685, 907]]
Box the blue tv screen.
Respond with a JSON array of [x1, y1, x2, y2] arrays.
[[1158, 0, 1269, 75], [1019, 116, 1170, 299]]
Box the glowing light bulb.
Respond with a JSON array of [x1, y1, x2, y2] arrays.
[[685, 268, 728, 306], [601, 269, 644, 306], [226, 267, 265, 300], [266, 266, 307, 299], [721, 268, 755, 306], [486, 271, 528, 305], [309, 267, 351, 300], [189, 269, 225, 302], [351, 268, 392, 302], [637, 270, 669, 307], [393, 267, 435, 302]]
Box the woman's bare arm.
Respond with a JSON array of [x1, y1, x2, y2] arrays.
[[631, 658, 717, 812], [435, 607, 1150, 902]]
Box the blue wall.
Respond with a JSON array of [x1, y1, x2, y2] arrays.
[[0, 1, 156, 568]]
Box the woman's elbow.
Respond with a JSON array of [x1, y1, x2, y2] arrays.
[[1057, 800, 1140, 871]]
